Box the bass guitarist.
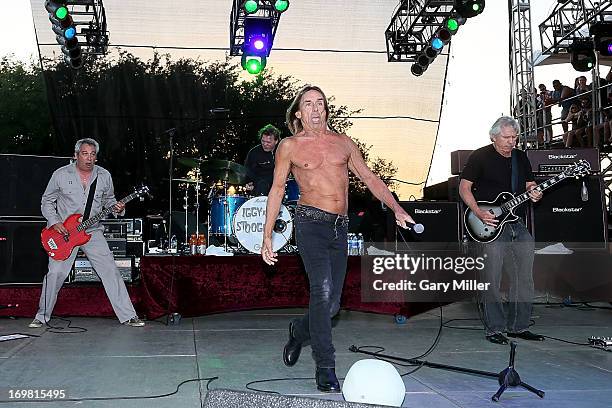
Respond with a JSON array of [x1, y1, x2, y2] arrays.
[[29, 138, 144, 328], [459, 116, 544, 345]]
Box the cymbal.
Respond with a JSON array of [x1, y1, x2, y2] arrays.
[[177, 157, 203, 168], [171, 178, 205, 184], [200, 159, 248, 175]]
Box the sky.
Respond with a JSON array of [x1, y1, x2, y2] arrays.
[[1, 0, 604, 197]]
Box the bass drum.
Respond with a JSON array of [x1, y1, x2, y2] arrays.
[[233, 196, 292, 254], [209, 195, 249, 235]]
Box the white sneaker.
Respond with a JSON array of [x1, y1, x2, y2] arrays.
[[28, 319, 43, 328], [123, 317, 145, 327]]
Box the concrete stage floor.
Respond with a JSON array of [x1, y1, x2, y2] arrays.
[[1, 301, 611, 407]]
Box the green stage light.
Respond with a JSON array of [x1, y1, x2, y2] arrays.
[[244, 0, 258, 14], [246, 58, 262, 74], [446, 18, 459, 32], [241, 54, 267, 74], [55, 6, 68, 20], [274, 0, 289, 12]]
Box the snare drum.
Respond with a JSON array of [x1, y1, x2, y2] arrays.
[[284, 178, 300, 205], [233, 196, 293, 253], [209, 195, 248, 235]]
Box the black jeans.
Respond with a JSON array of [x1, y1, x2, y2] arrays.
[[292, 204, 348, 368], [478, 222, 535, 336]]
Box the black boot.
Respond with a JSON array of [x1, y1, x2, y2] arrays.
[[316, 367, 341, 392], [283, 321, 302, 366]]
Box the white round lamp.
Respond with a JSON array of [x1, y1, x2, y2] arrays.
[[342, 359, 406, 407]]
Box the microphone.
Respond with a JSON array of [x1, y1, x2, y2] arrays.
[[405, 222, 424, 234], [581, 181, 588, 202]]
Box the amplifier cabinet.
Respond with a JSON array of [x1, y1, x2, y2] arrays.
[[1, 154, 71, 216], [527, 148, 600, 174], [529, 175, 607, 249], [0, 218, 49, 284], [106, 238, 127, 256], [389, 201, 460, 244], [451, 150, 474, 175], [72, 257, 134, 283]]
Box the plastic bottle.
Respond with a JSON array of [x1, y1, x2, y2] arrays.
[[357, 233, 364, 255], [169, 235, 177, 254], [197, 234, 206, 255], [190, 234, 198, 255]]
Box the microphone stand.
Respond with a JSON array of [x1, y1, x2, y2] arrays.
[[350, 342, 545, 402], [166, 128, 176, 250]]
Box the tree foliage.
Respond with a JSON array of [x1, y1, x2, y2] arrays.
[[0, 54, 396, 212]]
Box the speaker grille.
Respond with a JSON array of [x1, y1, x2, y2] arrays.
[[0, 218, 49, 284], [530, 176, 607, 249]]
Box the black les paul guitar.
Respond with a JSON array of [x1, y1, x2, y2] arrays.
[[464, 160, 591, 243]]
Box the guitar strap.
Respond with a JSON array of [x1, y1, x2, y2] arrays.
[[511, 149, 519, 194], [83, 177, 98, 222]]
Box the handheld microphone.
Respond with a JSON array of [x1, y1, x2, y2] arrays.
[[581, 181, 588, 202], [405, 222, 425, 234]]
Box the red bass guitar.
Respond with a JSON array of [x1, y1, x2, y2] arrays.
[[40, 185, 150, 260]]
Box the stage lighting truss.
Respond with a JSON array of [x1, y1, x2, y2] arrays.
[[230, 0, 288, 73], [46, 0, 109, 69], [539, 0, 612, 57], [386, 0, 456, 64]]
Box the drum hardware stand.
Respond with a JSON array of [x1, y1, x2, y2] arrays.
[[165, 128, 177, 249], [223, 180, 230, 252], [194, 168, 201, 237], [207, 183, 215, 250], [350, 341, 545, 402], [182, 185, 190, 249]]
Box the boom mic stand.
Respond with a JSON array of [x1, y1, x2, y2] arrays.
[[349, 341, 544, 402], [166, 127, 177, 249]]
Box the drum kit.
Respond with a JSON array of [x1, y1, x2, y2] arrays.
[[173, 157, 299, 254]]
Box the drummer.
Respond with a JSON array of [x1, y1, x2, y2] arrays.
[[244, 124, 281, 196]]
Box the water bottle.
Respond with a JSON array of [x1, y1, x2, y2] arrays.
[[169, 235, 178, 254], [351, 234, 360, 256], [189, 234, 198, 255], [357, 233, 364, 255]]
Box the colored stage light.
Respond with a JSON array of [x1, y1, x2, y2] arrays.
[[432, 38, 444, 51], [241, 54, 267, 75], [447, 18, 459, 32], [64, 27, 76, 39], [570, 39, 596, 72], [254, 39, 265, 50], [46, 0, 83, 69], [454, 0, 485, 19], [274, 0, 289, 13], [244, 0, 259, 14]]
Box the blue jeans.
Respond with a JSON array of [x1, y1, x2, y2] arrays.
[[478, 222, 535, 335], [292, 205, 348, 368]]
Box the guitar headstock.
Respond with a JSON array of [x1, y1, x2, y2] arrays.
[[563, 159, 591, 179], [134, 185, 151, 199]]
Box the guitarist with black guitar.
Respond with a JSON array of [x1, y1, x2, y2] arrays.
[[29, 138, 145, 329], [459, 117, 544, 345]]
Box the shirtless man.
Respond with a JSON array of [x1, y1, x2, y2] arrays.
[[262, 85, 415, 392]]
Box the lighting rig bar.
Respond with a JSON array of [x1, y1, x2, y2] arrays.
[[229, 0, 283, 57], [385, 0, 455, 63], [539, 0, 612, 56]]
